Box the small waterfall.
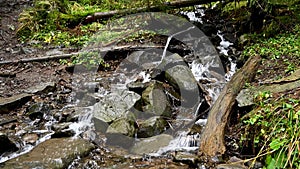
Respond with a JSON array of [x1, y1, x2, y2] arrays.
[[161, 26, 196, 61], [156, 9, 237, 154], [68, 106, 94, 137]]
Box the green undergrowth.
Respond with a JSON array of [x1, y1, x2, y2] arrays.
[[242, 24, 300, 74], [241, 91, 300, 168], [243, 25, 300, 58], [240, 24, 300, 168], [17, 0, 171, 47]]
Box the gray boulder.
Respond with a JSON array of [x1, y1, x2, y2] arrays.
[[165, 65, 199, 107], [3, 138, 94, 169], [93, 89, 140, 123], [137, 116, 168, 138], [106, 117, 136, 137], [130, 134, 173, 155], [141, 81, 172, 117]]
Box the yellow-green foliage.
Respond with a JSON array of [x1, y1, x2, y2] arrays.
[[17, 0, 173, 46]]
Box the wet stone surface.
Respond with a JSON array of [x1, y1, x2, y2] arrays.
[[1, 138, 94, 169], [0, 2, 242, 168]]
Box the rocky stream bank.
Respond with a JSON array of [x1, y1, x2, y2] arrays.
[[0, 1, 258, 168]]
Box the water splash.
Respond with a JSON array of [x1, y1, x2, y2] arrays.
[[68, 106, 94, 137], [156, 131, 200, 154], [217, 31, 233, 56], [0, 132, 53, 163]]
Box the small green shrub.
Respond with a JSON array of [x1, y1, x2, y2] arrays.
[[242, 91, 300, 168]]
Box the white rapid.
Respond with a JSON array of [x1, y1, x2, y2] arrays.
[[67, 8, 238, 157], [156, 8, 237, 155]]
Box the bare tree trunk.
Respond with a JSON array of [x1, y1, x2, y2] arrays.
[[199, 55, 261, 156]]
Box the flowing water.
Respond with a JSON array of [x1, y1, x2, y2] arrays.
[[0, 6, 238, 164], [67, 7, 237, 156]]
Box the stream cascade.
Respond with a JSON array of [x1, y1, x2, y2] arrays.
[[0, 5, 238, 167]]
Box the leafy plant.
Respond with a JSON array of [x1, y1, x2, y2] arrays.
[[72, 51, 109, 69], [17, 0, 171, 45], [241, 91, 300, 168]]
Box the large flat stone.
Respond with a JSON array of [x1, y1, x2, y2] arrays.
[[0, 93, 32, 114], [2, 138, 94, 169], [130, 134, 173, 155]]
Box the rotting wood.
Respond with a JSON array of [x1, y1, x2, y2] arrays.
[[83, 0, 220, 23], [0, 44, 164, 65], [198, 55, 261, 157]]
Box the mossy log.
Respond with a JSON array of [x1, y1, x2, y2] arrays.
[[199, 55, 261, 156], [84, 0, 220, 23]]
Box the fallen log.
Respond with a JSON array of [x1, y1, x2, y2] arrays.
[[198, 55, 261, 156], [0, 44, 164, 65], [84, 0, 220, 23]]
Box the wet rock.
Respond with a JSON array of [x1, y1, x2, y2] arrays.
[[83, 82, 99, 93], [150, 53, 186, 79], [0, 133, 18, 155], [51, 122, 72, 131], [77, 93, 97, 107], [105, 133, 135, 149], [59, 107, 92, 123], [165, 65, 199, 107], [210, 34, 222, 46], [93, 89, 140, 123], [158, 53, 186, 70], [22, 133, 38, 144], [127, 81, 149, 94], [141, 81, 172, 117], [51, 122, 75, 138], [165, 65, 198, 92], [24, 82, 56, 94], [124, 50, 162, 70], [216, 163, 247, 169], [93, 118, 109, 133], [106, 117, 136, 137], [137, 116, 168, 138], [173, 151, 198, 166], [2, 138, 94, 169], [0, 93, 32, 114], [199, 23, 217, 36], [188, 123, 204, 135], [26, 102, 50, 120], [130, 134, 173, 155]]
